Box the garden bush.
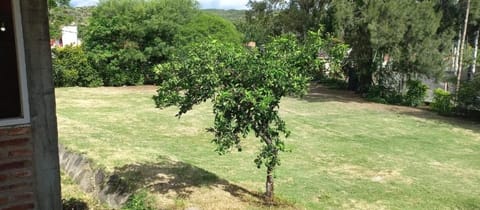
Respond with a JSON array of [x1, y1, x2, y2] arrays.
[[458, 74, 480, 110], [431, 88, 453, 115], [366, 80, 428, 107], [52, 46, 102, 87], [403, 80, 428, 107], [365, 85, 403, 105]]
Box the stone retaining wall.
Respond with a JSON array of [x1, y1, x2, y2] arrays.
[[58, 145, 131, 209]]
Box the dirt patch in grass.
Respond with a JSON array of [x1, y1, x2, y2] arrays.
[[328, 164, 413, 185], [429, 161, 480, 179], [341, 199, 387, 210]]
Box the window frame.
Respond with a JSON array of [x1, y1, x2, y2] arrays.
[[0, 0, 30, 126]]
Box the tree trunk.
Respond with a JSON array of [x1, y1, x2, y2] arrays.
[[265, 168, 274, 202], [260, 131, 277, 202], [471, 28, 479, 80], [454, 30, 462, 74], [456, 0, 471, 99]]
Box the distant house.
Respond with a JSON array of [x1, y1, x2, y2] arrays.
[[50, 25, 80, 48], [62, 25, 80, 46]]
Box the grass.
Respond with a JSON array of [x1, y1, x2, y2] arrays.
[[56, 85, 480, 209]]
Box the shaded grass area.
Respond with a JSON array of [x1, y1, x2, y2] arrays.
[[111, 157, 286, 210], [61, 171, 110, 210], [56, 85, 480, 209]]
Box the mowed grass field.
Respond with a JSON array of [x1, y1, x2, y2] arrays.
[[56, 85, 480, 210]]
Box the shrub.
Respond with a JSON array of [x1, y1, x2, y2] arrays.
[[403, 80, 428, 107], [458, 74, 480, 110], [431, 88, 453, 115], [52, 46, 102, 87], [122, 191, 154, 210], [366, 80, 428, 107], [365, 85, 403, 105]]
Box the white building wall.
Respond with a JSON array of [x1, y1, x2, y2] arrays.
[[62, 25, 79, 46]]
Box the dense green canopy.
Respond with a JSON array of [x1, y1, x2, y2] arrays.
[[82, 0, 244, 86]]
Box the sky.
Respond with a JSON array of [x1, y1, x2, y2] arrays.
[[70, 0, 249, 10]]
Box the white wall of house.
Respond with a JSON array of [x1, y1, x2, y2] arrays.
[[62, 25, 79, 46]]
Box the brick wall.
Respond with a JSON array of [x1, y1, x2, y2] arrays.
[[0, 126, 35, 210]]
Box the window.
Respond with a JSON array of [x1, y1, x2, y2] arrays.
[[0, 0, 29, 126]]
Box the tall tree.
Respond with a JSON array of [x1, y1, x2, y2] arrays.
[[331, 0, 447, 92], [243, 0, 286, 44], [243, 0, 332, 43], [468, 0, 480, 79], [456, 0, 471, 98], [280, 0, 331, 39]]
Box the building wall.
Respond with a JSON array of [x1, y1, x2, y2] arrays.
[[0, 0, 61, 209], [0, 126, 34, 210], [62, 25, 79, 46], [21, 0, 62, 209]]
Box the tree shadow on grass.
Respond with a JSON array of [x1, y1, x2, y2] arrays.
[[395, 107, 480, 133], [109, 157, 286, 207], [301, 84, 480, 135], [300, 83, 368, 104], [62, 198, 89, 210]]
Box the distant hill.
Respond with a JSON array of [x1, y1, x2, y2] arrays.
[[202, 9, 246, 25]]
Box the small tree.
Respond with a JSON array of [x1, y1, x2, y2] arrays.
[[154, 33, 346, 201]]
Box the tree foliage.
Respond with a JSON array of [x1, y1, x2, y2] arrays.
[[83, 0, 198, 86], [154, 33, 347, 200], [48, 0, 71, 9], [242, 1, 471, 102], [83, 0, 244, 86], [52, 46, 103, 87], [242, 0, 332, 43], [242, 0, 282, 44], [203, 9, 246, 25], [431, 88, 454, 115], [458, 74, 480, 109], [49, 6, 93, 40], [175, 13, 243, 46], [329, 0, 448, 93]]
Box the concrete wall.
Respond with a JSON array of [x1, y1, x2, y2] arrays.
[[0, 0, 61, 209], [21, 0, 62, 209]]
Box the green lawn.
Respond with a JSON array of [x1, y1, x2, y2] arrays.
[[56, 85, 480, 209]]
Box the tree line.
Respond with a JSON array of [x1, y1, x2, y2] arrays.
[[50, 0, 243, 86], [241, 1, 479, 97]]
